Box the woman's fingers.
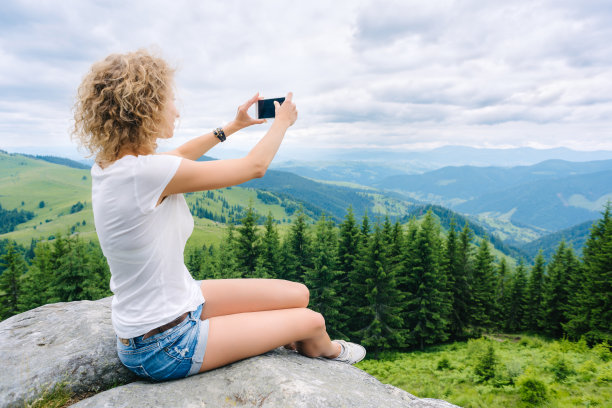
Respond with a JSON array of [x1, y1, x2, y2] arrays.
[[239, 93, 260, 111], [274, 92, 297, 126]]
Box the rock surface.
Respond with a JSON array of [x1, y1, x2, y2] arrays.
[[0, 297, 135, 408], [0, 297, 460, 408], [72, 348, 459, 408]]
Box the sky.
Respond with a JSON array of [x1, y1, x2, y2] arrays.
[[1, 0, 612, 161]]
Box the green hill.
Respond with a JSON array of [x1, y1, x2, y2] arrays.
[[0, 152, 96, 244], [519, 219, 597, 260], [1, 151, 542, 263], [0, 153, 420, 249], [400, 204, 529, 262]]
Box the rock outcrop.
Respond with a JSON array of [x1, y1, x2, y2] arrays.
[[0, 298, 460, 408], [0, 297, 135, 408]]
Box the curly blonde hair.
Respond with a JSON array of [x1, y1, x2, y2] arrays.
[[72, 50, 175, 164]]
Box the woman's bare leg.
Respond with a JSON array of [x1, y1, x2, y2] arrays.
[[199, 279, 309, 319], [200, 307, 342, 372]]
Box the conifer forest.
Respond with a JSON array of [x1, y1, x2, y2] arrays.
[[1, 204, 610, 407]]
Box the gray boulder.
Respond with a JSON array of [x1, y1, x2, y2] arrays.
[[0, 297, 460, 408], [0, 297, 135, 408], [72, 347, 459, 408]]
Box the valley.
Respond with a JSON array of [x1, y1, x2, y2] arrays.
[[2, 148, 611, 262]]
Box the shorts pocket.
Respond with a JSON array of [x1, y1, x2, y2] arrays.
[[161, 321, 197, 361]]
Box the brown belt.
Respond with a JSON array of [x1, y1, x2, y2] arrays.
[[119, 312, 190, 345]]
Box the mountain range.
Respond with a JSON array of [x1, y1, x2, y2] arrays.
[[2, 148, 610, 262]]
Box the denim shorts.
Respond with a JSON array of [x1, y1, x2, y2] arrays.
[[116, 303, 209, 381]]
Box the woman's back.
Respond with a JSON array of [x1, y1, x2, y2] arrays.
[[92, 153, 203, 339]]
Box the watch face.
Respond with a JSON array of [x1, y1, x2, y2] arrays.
[[257, 97, 285, 119]]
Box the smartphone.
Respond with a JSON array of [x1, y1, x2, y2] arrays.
[[256, 97, 285, 119]]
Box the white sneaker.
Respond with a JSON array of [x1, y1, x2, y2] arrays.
[[331, 340, 366, 364]]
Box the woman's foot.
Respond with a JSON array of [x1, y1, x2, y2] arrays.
[[330, 340, 366, 364]]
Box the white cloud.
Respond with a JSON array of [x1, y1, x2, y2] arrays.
[[1, 0, 612, 159]]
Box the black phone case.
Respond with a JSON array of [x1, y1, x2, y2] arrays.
[[257, 97, 285, 119]]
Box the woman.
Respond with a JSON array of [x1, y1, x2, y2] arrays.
[[72, 50, 365, 381]]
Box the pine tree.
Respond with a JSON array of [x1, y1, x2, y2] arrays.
[[354, 223, 404, 357], [470, 238, 496, 330], [200, 245, 218, 280], [256, 213, 282, 278], [337, 207, 360, 335], [19, 241, 54, 312], [303, 215, 346, 338], [345, 211, 372, 337], [564, 204, 612, 343], [494, 258, 511, 329], [443, 219, 470, 339], [281, 210, 312, 282], [186, 246, 205, 279], [387, 221, 405, 267], [526, 251, 546, 332], [381, 216, 393, 248], [216, 223, 241, 279], [235, 204, 260, 277], [456, 223, 474, 334], [0, 242, 27, 320], [338, 207, 360, 277], [49, 235, 91, 302], [83, 241, 112, 300], [403, 211, 448, 350], [506, 259, 528, 332], [397, 217, 418, 340], [542, 241, 573, 337], [360, 211, 371, 238]]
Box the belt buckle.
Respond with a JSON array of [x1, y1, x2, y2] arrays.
[[119, 337, 130, 346]]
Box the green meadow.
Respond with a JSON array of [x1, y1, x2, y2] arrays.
[[0, 153, 96, 243], [357, 335, 612, 408], [0, 152, 302, 248]]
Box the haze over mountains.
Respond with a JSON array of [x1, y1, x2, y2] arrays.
[[272, 145, 612, 181]]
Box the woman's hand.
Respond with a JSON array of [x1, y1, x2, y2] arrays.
[[274, 92, 297, 127], [232, 93, 267, 130]]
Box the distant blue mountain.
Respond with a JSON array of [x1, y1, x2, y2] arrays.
[[375, 159, 612, 202], [457, 170, 611, 231], [372, 159, 612, 232]]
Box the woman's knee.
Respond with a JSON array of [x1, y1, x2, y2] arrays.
[[301, 309, 326, 335], [285, 281, 309, 308]]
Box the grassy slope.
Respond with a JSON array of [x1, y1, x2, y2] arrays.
[[0, 153, 306, 249], [0, 153, 96, 244], [357, 335, 612, 408], [0, 152, 527, 265]]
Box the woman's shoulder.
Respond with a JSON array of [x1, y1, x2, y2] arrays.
[[95, 154, 181, 172]]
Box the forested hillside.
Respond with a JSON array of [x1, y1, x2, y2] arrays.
[[0, 152, 500, 252], [520, 219, 596, 260], [2, 205, 610, 353]]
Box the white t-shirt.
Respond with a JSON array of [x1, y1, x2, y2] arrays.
[[91, 154, 204, 339]]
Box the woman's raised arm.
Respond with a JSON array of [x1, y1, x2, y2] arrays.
[[161, 92, 297, 196], [164, 93, 266, 161]]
